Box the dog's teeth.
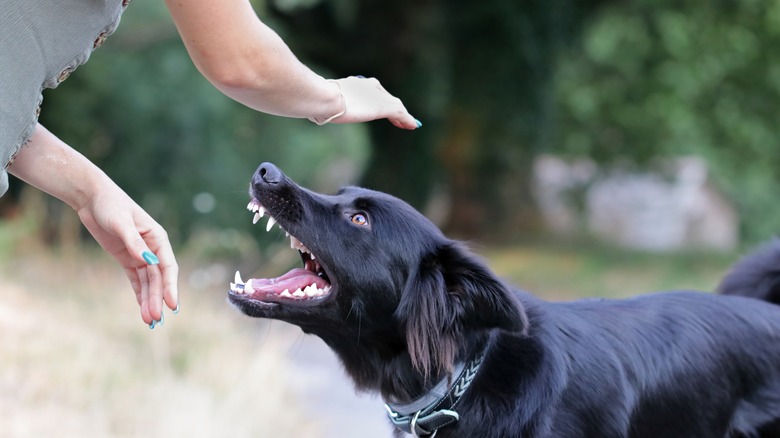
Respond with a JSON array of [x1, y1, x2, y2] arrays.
[[280, 289, 292, 298], [293, 289, 305, 297], [234, 271, 243, 285], [258, 206, 265, 216], [244, 279, 253, 293], [248, 200, 263, 213], [230, 281, 246, 294], [290, 236, 308, 252], [310, 253, 316, 260], [266, 217, 277, 232], [252, 212, 262, 224]]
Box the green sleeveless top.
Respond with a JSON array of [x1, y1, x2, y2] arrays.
[[0, 0, 130, 197]]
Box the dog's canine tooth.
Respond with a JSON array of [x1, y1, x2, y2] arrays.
[[266, 217, 277, 232], [252, 212, 262, 224], [235, 271, 243, 285]]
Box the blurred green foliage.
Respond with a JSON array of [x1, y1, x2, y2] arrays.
[[555, 0, 780, 242], [17, 0, 780, 249]]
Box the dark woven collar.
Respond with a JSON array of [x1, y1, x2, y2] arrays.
[[383, 351, 485, 437]]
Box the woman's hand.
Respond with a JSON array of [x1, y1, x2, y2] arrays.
[[76, 185, 179, 326], [8, 124, 179, 326], [327, 76, 421, 130]]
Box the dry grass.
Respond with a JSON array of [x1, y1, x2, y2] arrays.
[[479, 241, 735, 300], [0, 240, 320, 438]]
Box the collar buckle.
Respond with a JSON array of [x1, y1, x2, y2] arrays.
[[385, 405, 459, 437], [383, 351, 485, 437]]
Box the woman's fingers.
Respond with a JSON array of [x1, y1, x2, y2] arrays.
[[137, 266, 151, 324], [333, 76, 422, 129], [113, 216, 179, 324], [150, 237, 180, 313]]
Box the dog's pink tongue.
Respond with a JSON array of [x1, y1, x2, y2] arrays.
[[246, 268, 327, 295]]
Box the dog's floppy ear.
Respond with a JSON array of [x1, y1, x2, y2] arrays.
[[396, 242, 528, 379]]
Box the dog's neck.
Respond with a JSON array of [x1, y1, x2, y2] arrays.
[[316, 324, 488, 401]]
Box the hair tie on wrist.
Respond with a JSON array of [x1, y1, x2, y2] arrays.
[[308, 80, 347, 125]]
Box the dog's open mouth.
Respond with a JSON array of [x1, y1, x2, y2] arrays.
[[228, 198, 332, 306]]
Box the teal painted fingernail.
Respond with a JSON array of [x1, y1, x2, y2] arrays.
[[414, 119, 422, 128], [148, 314, 163, 329], [142, 251, 159, 265], [173, 303, 180, 314]]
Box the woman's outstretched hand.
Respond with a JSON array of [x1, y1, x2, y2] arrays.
[[76, 185, 179, 327], [327, 76, 421, 130]]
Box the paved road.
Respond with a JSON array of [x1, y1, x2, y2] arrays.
[[285, 334, 396, 437]]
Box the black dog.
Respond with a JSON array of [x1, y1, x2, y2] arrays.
[[229, 162, 780, 438]]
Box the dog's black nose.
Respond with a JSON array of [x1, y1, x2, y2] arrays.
[[256, 162, 283, 185]]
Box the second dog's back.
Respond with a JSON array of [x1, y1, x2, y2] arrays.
[[718, 238, 780, 305]]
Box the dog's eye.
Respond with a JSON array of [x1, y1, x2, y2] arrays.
[[351, 213, 369, 226]]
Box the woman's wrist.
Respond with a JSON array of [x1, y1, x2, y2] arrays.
[[308, 80, 347, 125]]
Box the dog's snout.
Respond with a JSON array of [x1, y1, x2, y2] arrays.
[[256, 162, 283, 185]]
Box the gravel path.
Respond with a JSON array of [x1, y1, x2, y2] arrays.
[[285, 334, 396, 437]]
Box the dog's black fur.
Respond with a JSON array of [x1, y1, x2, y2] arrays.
[[230, 162, 780, 438]]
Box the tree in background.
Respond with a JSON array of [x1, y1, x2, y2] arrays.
[[276, 0, 780, 244], [269, 0, 608, 239]]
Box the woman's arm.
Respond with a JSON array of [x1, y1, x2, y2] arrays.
[[8, 124, 179, 325], [164, 0, 420, 129]]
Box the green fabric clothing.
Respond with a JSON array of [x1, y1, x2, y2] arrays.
[[0, 0, 128, 196]]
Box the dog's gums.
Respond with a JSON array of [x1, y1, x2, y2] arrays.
[[228, 198, 331, 305]]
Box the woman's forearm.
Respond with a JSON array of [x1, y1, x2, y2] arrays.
[[7, 123, 106, 211], [164, 0, 344, 120]]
